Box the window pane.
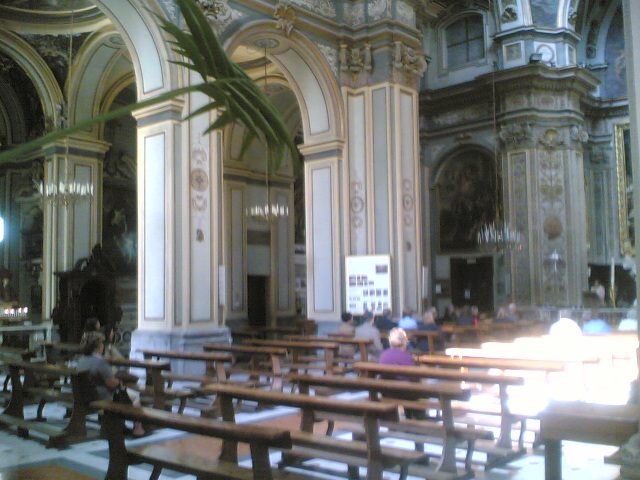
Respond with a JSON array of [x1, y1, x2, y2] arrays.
[[448, 44, 467, 67], [468, 38, 485, 61], [446, 20, 466, 47]]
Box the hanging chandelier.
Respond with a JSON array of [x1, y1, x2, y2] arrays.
[[244, 42, 289, 224], [38, 7, 93, 207], [477, 61, 523, 252], [477, 220, 523, 251]]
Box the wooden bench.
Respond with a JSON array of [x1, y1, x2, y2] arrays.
[[202, 343, 289, 393], [197, 383, 427, 480], [0, 346, 37, 392], [244, 339, 343, 376], [288, 373, 489, 479], [139, 349, 231, 386], [354, 361, 528, 470], [106, 357, 193, 413], [407, 330, 444, 355], [285, 335, 374, 364], [0, 360, 94, 447], [95, 400, 313, 480], [539, 400, 640, 480]]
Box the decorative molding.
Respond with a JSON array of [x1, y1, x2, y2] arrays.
[[369, 0, 391, 22], [350, 181, 365, 229], [392, 41, 428, 78], [288, 0, 336, 19], [317, 43, 338, 76], [190, 145, 210, 243], [538, 128, 564, 150], [204, 0, 244, 34], [340, 43, 373, 76], [499, 123, 532, 147], [343, 2, 365, 27], [589, 145, 609, 165], [500, 0, 518, 23], [570, 125, 589, 145], [431, 104, 486, 128], [274, 2, 296, 37]]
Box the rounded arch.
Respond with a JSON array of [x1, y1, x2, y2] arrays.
[[432, 143, 497, 186], [224, 21, 344, 148], [0, 29, 63, 126], [90, 0, 180, 99]]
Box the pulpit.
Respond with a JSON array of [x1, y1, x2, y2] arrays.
[[51, 245, 122, 343]]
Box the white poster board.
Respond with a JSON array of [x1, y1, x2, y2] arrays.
[[345, 255, 392, 315]]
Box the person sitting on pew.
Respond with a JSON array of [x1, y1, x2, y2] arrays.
[[379, 328, 425, 420], [398, 308, 418, 330], [548, 309, 582, 338], [375, 308, 397, 349], [336, 312, 357, 357], [77, 333, 145, 437], [413, 311, 444, 353], [82, 317, 123, 358], [354, 311, 383, 361]]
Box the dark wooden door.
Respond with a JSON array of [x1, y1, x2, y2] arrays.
[[247, 275, 268, 328], [450, 257, 493, 312]]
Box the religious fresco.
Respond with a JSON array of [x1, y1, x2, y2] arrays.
[[604, 7, 626, 99], [530, 0, 559, 28], [437, 153, 498, 253]]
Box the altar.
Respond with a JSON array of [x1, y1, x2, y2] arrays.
[[0, 321, 52, 350]]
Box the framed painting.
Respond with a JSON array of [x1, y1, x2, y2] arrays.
[[615, 122, 633, 256]]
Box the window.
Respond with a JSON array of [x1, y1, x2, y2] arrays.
[[445, 14, 485, 69]]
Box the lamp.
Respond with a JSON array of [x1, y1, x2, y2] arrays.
[[245, 43, 289, 223], [477, 62, 523, 252], [39, 5, 93, 206]]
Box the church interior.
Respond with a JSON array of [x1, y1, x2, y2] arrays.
[[0, 0, 639, 479]]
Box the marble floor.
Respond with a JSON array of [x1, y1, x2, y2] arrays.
[[0, 400, 623, 480]]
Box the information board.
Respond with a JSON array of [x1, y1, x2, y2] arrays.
[[345, 255, 392, 315]]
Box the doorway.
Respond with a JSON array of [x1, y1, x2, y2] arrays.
[[247, 275, 268, 328], [450, 257, 494, 312]]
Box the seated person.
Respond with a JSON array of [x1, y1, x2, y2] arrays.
[[619, 309, 637, 332], [413, 311, 444, 352], [457, 305, 478, 326], [375, 308, 397, 349], [336, 312, 356, 357], [77, 333, 145, 437], [379, 328, 423, 419], [549, 310, 582, 338], [82, 317, 124, 359], [398, 308, 418, 330], [582, 310, 612, 335], [354, 311, 383, 361]]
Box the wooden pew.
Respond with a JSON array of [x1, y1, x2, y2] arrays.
[[354, 361, 528, 470], [417, 354, 566, 374], [539, 401, 640, 480], [288, 373, 488, 479], [244, 338, 342, 376], [196, 383, 427, 480], [95, 400, 313, 480], [139, 349, 231, 386], [202, 343, 289, 392], [0, 346, 37, 392], [105, 357, 193, 413], [0, 360, 94, 447], [285, 334, 373, 363], [407, 330, 443, 355]]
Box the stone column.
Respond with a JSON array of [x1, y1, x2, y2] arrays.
[[495, 66, 599, 307], [340, 40, 425, 316], [42, 135, 108, 317]]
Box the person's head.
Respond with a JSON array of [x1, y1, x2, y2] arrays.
[[429, 306, 438, 316], [381, 308, 392, 319], [402, 307, 413, 317], [388, 327, 408, 350], [363, 311, 374, 324], [82, 332, 104, 356], [421, 311, 435, 325], [84, 317, 101, 333], [507, 302, 517, 314], [470, 306, 479, 315], [341, 312, 353, 323], [594, 279, 601, 286], [496, 307, 507, 318]]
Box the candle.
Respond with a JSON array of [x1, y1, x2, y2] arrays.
[[611, 257, 616, 293]]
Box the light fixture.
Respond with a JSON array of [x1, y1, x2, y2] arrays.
[[245, 42, 289, 223], [477, 62, 523, 252], [39, 6, 93, 206]]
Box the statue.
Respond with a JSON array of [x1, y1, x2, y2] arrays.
[[0, 268, 18, 308]]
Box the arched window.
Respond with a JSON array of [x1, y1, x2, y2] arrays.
[[445, 14, 485, 69]]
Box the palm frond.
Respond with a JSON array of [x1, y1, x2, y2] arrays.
[[0, 0, 298, 171]]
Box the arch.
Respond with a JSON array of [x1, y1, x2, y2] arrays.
[[224, 22, 344, 149], [0, 29, 63, 126], [90, 0, 179, 99]]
